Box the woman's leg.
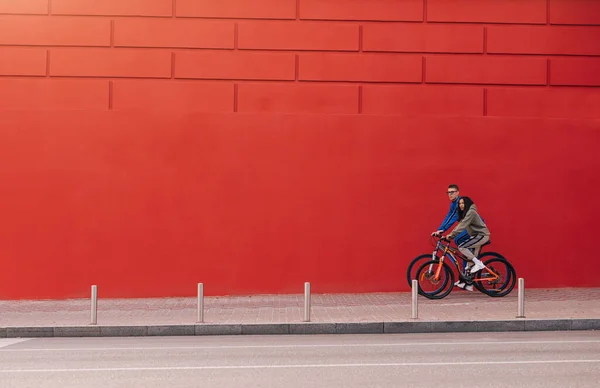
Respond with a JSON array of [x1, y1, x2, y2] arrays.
[[458, 235, 487, 261], [458, 235, 490, 273]]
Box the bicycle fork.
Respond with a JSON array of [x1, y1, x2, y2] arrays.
[[427, 250, 446, 281]]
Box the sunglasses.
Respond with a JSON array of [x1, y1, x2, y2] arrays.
[[447, 191, 458, 195]]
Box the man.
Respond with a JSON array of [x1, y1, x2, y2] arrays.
[[431, 184, 470, 246]]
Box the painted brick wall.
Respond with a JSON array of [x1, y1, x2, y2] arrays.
[[1, 0, 599, 299], [1, 0, 599, 116]]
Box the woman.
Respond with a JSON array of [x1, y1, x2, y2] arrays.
[[444, 196, 490, 290]]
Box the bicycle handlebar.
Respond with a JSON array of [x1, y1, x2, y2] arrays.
[[430, 235, 453, 248]]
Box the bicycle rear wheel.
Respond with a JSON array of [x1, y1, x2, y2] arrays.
[[465, 252, 507, 294], [445, 251, 505, 285], [481, 251, 505, 260], [474, 257, 516, 297], [415, 259, 454, 299]]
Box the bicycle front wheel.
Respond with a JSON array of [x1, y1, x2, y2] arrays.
[[415, 259, 455, 299], [406, 254, 434, 287]]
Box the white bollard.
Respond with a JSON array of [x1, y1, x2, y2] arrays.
[[303, 282, 311, 322], [197, 283, 204, 323], [90, 285, 98, 325], [517, 278, 525, 318], [411, 279, 418, 319]]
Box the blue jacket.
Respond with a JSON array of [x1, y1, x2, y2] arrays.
[[438, 196, 470, 245]]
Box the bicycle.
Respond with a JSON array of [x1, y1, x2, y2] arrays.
[[414, 236, 517, 299], [406, 236, 505, 288]]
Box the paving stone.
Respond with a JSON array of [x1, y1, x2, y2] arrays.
[[289, 323, 336, 334], [571, 319, 600, 331], [384, 321, 431, 334], [477, 320, 525, 332], [335, 323, 383, 334], [6, 327, 54, 338], [524, 319, 572, 331], [430, 321, 479, 333], [148, 325, 195, 336], [100, 326, 148, 337], [195, 324, 242, 336], [242, 324, 289, 335], [54, 326, 101, 337]]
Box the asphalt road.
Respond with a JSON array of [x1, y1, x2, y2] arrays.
[[1, 331, 599, 388]]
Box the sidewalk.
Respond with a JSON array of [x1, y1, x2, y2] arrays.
[[1, 288, 599, 338]]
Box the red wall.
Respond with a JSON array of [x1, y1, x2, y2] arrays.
[[1, 0, 599, 299]]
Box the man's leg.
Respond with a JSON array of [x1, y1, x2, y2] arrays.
[[454, 235, 480, 290]]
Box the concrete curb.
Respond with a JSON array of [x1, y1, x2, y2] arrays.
[[1, 319, 598, 338]]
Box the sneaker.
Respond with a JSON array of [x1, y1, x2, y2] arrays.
[[465, 285, 474, 292], [454, 281, 466, 289], [470, 260, 486, 274]]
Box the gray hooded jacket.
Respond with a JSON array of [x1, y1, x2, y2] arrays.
[[447, 204, 490, 239]]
